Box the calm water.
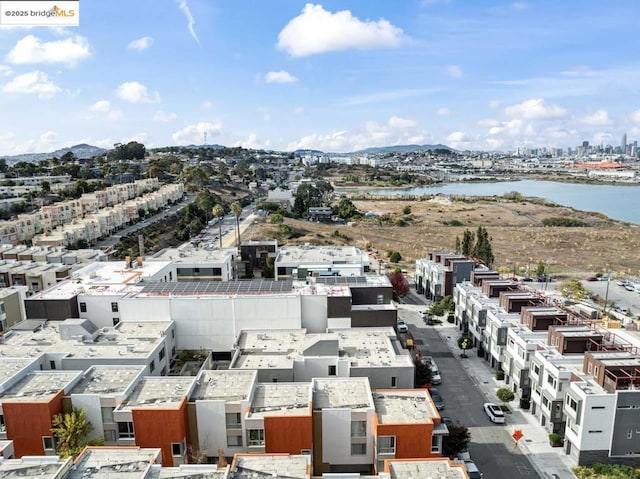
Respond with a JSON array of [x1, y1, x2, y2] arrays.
[[335, 179, 640, 225]]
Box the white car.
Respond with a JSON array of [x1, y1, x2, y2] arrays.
[[397, 320, 409, 333], [483, 403, 505, 423]]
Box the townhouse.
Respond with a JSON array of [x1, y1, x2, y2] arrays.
[[414, 252, 483, 301], [0, 285, 28, 331], [274, 245, 371, 280], [148, 247, 237, 281]]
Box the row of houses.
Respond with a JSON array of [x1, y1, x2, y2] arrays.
[[452, 276, 640, 466], [0, 179, 185, 246]]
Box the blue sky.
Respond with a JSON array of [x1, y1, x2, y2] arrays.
[[1, 0, 640, 154]]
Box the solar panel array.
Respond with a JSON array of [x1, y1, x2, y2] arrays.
[[140, 280, 295, 295], [316, 276, 367, 285]]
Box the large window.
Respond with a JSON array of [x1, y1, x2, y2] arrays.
[[227, 434, 243, 447], [79, 302, 87, 313], [171, 441, 185, 456], [101, 407, 114, 424], [328, 365, 337, 376], [377, 436, 395, 454], [226, 412, 241, 429], [351, 421, 366, 438], [111, 302, 119, 312], [104, 430, 116, 443], [351, 443, 366, 455], [118, 422, 135, 439], [247, 429, 265, 446]]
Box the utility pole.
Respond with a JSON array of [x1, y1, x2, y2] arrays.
[[603, 265, 611, 314]]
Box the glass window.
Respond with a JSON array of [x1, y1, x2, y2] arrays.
[[328, 365, 336, 376], [247, 429, 265, 446], [226, 412, 241, 428], [101, 407, 114, 424], [104, 430, 116, 443], [377, 436, 395, 454], [351, 443, 366, 455], [351, 421, 366, 437], [227, 434, 243, 447], [112, 317, 120, 326], [111, 302, 119, 312], [149, 360, 155, 373], [118, 422, 135, 439], [79, 302, 87, 313], [171, 442, 184, 456], [159, 347, 166, 360], [43, 436, 56, 451]]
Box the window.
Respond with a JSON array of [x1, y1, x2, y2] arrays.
[[171, 441, 185, 456], [149, 360, 155, 373], [431, 435, 441, 453], [171, 346, 176, 357], [104, 430, 116, 443], [628, 430, 633, 439], [112, 317, 120, 326], [43, 436, 56, 451], [171, 329, 175, 339], [591, 406, 605, 410], [101, 407, 114, 424], [328, 365, 336, 376], [79, 302, 87, 313], [588, 430, 603, 434], [49, 360, 56, 370], [376, 294, 384, 305], [159, 347, 166, 360], [391, 376, 397, 388], [533, 363, 540, 376], [247, 429, 265, 446], [351, 443, 366, 455], [227, 434, 243, 447], [226, 412, 241, 429], [118, 422, 135, 439], [111, 302, 119, 312], [377, 436, 395, 454], [0, 414, 4, 432], [351, 421, 366, 437]]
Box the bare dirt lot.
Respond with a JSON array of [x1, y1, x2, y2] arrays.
[[242, 196, 640, 278]]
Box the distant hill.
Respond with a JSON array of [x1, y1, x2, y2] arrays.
[[183, 144, 227, 150], [349, 144, 454, 154], [294, 149, 325, 156], [1, 144, 107, 163]]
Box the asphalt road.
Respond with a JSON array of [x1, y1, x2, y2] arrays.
[[399, 294, 540, 479]]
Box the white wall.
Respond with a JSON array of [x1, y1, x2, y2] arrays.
[[79, 294, 125, 329], [321, 409, 374, 466], [120, 297, 172, 322], [576, 393, 616, 451], [195, 400, 228, 457], [293, 357, 338, 382], [327, 317, 351, 330], [301, 295, 328, 333], [70, 394, 103, 441]]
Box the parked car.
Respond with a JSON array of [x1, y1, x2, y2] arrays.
[[428, 388, 445, 410], [456, 448, 471, 461], [440, 416, 454, 426], [397, 320, 409, 333], [463, 460, 484, 479], [483, 403, 505, 423]]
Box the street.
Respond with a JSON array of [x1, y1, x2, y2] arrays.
[[399, 290, 540, 479]]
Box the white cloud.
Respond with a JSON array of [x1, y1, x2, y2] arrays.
[[177, 0, 200, 44], [128, 133, 148, 144], [630, 109, 640, 124], [40, 131, 57, 144], [591, 131, 612, 144], [0, 65, 12, 77], [128, 36, 153, 51], [153, 110, 178, 122], [345, 88, 439, 106], [436, 107, 452, 116], [202, 101, 214, 109], [172, 121, 222, 145], [265, 70, 298, 84], [446, 131, 467, 142], [477, 118, 499, 127], [277, 3, 405, 57], [577, 110, 611, 126], [89, 100, 111, 113], [293, 106, 305, 115], [117, 81, 160, 103], [445, 65, 463, 78], [88, 100, 121, 121], [234, 133, 271, 150], [511, 1, 529, 9], [488, 100, 501, 109], [3, 71, 60, 98], [286, 116, 428, 152], [504, 98, 566, 120], [5, 35, 90, 66]]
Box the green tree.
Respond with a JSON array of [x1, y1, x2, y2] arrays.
[[231, 201, 242, 247], [51, 408, 95, 458], [415, 360, 433, 387], [442, 423, 471, 458], [41, 181, 51, 195], [403, 205, 412, 215], [560, 278, 589, 300], [535, 260, 546, 277], [270, 214, 284, 224], [496, 387, 515, 406], [473, 226, 494, 267], [461, 229, 474, 256], [335, 197, 359, 219], [454, 236, 461, 254], [212, 204, 225, 248], [389, 251, 402, 263], [458, 335, 472, 358]]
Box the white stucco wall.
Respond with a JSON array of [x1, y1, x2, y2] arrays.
[[70, 394, 103, 441]]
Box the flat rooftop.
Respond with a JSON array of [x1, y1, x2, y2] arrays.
[[524, 306, 566, 315], [190, 370, 257, 402], [589, 352, 640, 367], [0, 358, 38, 386], [120, 377, 195, 410], [150, 247, 235, 264], [249, 383, 312, 418], [373, 390, 438, 424], [387, 459, 467, 479], [0, 371, 81, 402], [232, 328, 413, 371], [0, 456, 71, 479], [276, 245, 370, 267], [0, 320, 170, 360], [66, 447, 161, 479], [231, 455, 310, 479], [313, 378, 374, 410], [152, 465, 228, 479], [137, 280, 296, 297], [69, 366, 145, 396]]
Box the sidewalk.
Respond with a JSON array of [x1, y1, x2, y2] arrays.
[[436, 322, 577, 479]]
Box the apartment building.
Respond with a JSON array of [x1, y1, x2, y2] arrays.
[[503, 326, 547, 402], [230, 328, 414, 389], [239, 240, 278, 278], [149, 247, 237, 281], [0, 286, 27, 331], [384, 459, 469, 479], [274, 245, 371, 280], [414, 252, 478, 301], [483, 308, 520, 369]]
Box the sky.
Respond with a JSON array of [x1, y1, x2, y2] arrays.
[[1, 0, 640, 155]]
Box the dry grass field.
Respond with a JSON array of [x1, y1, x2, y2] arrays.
[[242, 196, 640, 278]]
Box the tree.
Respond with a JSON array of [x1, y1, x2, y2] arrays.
[[454, 236, 461, 254], [335, 197, 359, 219], [389, 251, 402, 263], [387, 268, 409, 299], [41, 181, 51, 195], [51, 408, 95, 458], [403, 205, 412, 215], [458, 335, 472, 358], [212, 204, 225, 248], [231, 201, 242, 248], [461, 229, 474, 256], [560, 278, 589, 300], [270, 214, 284, 224], [535, 260, 546, 277], [415, 360, 433, 387], [473, 226, 494, 267], [442, 423, 471, 458], [496, 387, 515, 406]]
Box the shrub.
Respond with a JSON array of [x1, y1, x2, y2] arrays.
[[496, 387, 515, 404], [403, 205, 412, 214], [270, 214, 284, 224], [495, 370, 505, 380], [395, 218, 406, 227], [448, 219, 464, 226], [389, 251, 402, 263], [541, 217, 587, 227], [548, 433, 562, 445]]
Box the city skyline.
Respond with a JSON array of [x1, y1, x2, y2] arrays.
[[1, 0, 640, 155]]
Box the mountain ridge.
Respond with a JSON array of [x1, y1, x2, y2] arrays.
[[1, 144, 107, 163]]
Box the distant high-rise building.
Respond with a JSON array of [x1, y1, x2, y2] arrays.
[[582, 141, 589, 149], [621, 133, 627, 153]]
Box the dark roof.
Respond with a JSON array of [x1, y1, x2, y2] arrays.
[[140, 280, 295, 295]]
